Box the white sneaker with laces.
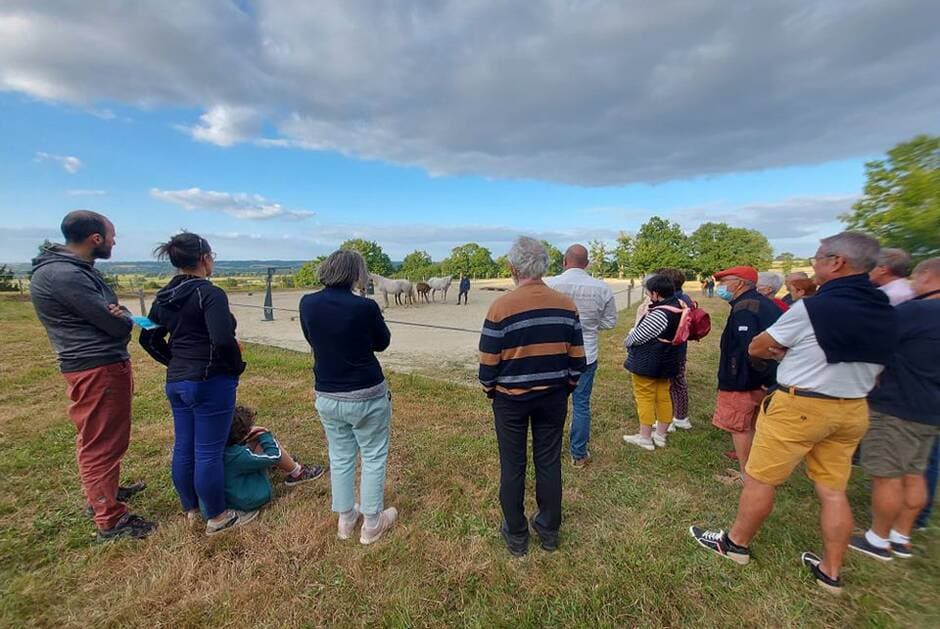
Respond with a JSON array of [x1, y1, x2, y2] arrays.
[[360, 507, 398, 545], [671, 417, 692, 431], [652, 432, 668, 448], [337, 504, 362, 540], [623, 433, 655, 451]]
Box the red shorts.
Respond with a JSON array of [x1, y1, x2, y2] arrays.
[[712, 389, 766, 434]]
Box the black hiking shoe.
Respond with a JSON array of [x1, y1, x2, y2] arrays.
[[96, 513, 157, 542], [801, 551, 843, 595], [500, 523, 528, 557], [85, 482, 147, 517], [689, 526, 751, 565], [284, 463, 326, 487], [848, 535, 893, 561], [530, 512, 559, 551]]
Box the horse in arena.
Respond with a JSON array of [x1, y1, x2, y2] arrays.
[[370, 273, 408, 307], [416, 281, 431, 303], [427, 276, 453, 302], [394, 279, 416, 305]]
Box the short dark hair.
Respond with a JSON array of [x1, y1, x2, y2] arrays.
[[228, 405, 256, 446], [154, 232, 212, 269], [61, 210, 110, 244], [645, 274, 676, 299], [654, 267, 686, 291]]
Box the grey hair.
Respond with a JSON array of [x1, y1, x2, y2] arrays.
[[757, 272, 783, 293], [318, 249, 368, 289], [875, 248, 912, 278], [507, 236, 549, 279], [913, 256, 940, 277], [786, 271, 809, 280], [819, 231, 881, 272]]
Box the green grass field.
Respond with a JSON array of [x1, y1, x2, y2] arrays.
[[0, 295, 937, 628]]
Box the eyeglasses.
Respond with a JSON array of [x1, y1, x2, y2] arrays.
[[809, 253, 838, 264]]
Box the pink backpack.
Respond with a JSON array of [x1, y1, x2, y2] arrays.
[[651, 300, 711, 345]]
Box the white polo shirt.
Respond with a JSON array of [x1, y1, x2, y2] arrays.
[[766, 300, 883, 398], [545, 268, 617, 365]]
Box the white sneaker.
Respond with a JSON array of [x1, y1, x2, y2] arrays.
[[337, 504, 361, 540], [360, 507, 398, 545], [205, 509, 258, 536], [672, 417, 693, 430], [652, 432, 668, 448], [623, 434, 655, 451]]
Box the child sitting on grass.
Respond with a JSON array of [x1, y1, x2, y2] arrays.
[[223, 405, 326, 512]]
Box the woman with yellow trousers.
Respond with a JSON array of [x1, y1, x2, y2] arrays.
[[623, 274, 685, 451]]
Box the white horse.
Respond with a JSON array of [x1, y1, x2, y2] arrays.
[[427, 276, 453, 302], [394, 279, 416, 305], [370, 273, 412, 307]]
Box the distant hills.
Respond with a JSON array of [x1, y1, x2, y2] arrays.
[[5, 259, 404, 277]]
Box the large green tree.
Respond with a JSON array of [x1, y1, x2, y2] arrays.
[[631, 216, 690, 274], [294, 255, 327, 287], [688, 222, 773, 278], [541, 241, 564, 276], [339, 238, 394, 277], [397, 249, 438, 280], [613, 231, 634, 278], [843, 134, 940, 259], [441, 243, 498, 278], [588, 240, 610, 278]]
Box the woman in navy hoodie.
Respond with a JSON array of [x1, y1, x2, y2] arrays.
[[140, 232, 254, 535]]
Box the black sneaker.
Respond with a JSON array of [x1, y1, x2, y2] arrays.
[[96, 513, 157, 542], [85, 482, 147, 518], [284, 463, 326, 487], [891, 541, 913, 559], [500, 523, 528, 557], [801, 551, 843, 595], [689, 526, 750, 565], [529, 512, 559, 551], [848, 535, 893, 561]]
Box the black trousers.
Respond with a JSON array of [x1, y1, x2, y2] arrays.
[[458, 290, 469, 304], [493, 389, 568, 536]]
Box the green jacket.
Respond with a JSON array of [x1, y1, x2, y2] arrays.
[[223, 431, 281, 511]]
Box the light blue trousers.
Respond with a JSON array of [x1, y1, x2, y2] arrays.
[[315, 393, 392, 516]]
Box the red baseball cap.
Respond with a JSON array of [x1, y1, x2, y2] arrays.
[[714, 266, 758, 283]]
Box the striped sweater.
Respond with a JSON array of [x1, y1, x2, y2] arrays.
[[479, 281, 586, 400]]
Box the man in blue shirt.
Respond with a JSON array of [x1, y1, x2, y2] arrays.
[[850, 257, 940, 560]]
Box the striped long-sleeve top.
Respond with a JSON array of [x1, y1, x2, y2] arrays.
[[479, 281, 586, 400]]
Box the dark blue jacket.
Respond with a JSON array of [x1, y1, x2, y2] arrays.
[[299, 287, 390, 393], [624, 297, 683, 379], [140, 275, 245, 382], [717, 289, 781, 391], [868, 297, 940, 426]]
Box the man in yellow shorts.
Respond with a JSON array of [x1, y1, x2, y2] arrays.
[[690, 232, 898, 594]]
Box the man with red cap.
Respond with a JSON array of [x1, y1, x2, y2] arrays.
[[708, 266, 781, 484]]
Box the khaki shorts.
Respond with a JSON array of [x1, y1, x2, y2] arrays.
[[861, 411, 940, 478], [745, 391, 868, 491], [712, 389, 766, 433]]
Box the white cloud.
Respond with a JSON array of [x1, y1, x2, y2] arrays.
[[2, 2, 938, 184], [150, 187, 315, 221], [34, 151, 83, 173], [181, 105, 263, 147], [66, 188, 107, 196]]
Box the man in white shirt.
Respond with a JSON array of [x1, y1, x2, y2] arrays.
[[870, 248, 915, 306], [690, 232, 898, 595], [546, 244, 618, 467]]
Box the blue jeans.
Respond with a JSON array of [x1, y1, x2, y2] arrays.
[[316, 393, 392, 516], [570, 361, 597, 460], [165, 376, 238, 519], [917, 436, 939, 528]]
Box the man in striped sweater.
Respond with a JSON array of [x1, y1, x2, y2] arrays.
[[479, 236, 586, 556]]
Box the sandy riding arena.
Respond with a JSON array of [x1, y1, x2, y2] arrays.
[[221, 278, 640, 385]]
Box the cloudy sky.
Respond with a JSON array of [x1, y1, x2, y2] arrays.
[[2, 1, 939, 262]]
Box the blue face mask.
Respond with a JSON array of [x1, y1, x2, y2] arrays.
[[716, 285, 734, 301]]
